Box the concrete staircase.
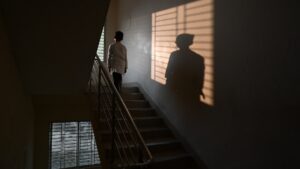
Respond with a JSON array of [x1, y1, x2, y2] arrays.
[[120, 86, 201, 169]]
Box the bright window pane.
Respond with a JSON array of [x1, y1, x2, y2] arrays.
[[49, 121, 100, 169]]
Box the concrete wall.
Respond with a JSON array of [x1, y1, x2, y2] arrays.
[[0, 0, 111, 168], [107, 0, 299, 168], [104, 0, 119, 63], [0, 11, 34, 169], [1, 0, 110, 94]]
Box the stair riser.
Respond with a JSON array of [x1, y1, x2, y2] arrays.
[[101, 141, 182, 151], [150, 157, 196, 169], [122, 87, 140, 93], [142, 130, 174, 140], [148, 142, 183, 154], [130, 111, 156, 118], [122, 93, 144, 100], [99, 130, 173, 142], [125, 101, 150, 108], [135, 119, 165, 128], [98, 118, 165, 129], [129, 110, 157, 118], [96, 109, 157, 118]]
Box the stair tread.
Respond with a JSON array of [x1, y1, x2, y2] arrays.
[[122, 91, 142, 94], [125, 100, 148, 102], [147, 139, 180, 147], [153, 152, 191, 162], [121, 93, 144, 100], [101, 138, 180, 149], [132, 115, 158, 118], [128, 109, 157, 118], [99, 127, 169, 133], [125, 100, 150, 108], [150, 153, 198, 169], [140, 127, 169, 131], [99, 116, 161, 121], [121, 87, 140, 93], [134, 116, 161, 120], [128, 107, 154, 111], [122, 92, 142, 95]]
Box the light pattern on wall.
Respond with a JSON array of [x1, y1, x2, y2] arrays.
[[151, 0, 214, 105]]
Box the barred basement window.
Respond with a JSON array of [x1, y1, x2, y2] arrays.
[[49, 121, 100, 169]]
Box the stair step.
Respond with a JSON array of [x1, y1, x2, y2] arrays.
[[122, 87, 140, 93], [100, 144, 196, 169], [135, 117, 165, 128], [141, 127, 174, 140], [147, 140, 183, 154], [100, 137, 188, 168], [128, 108, 157, 118], [107, 154, 198, 169], [98, 127, 174, 142], [145, 136, 177, 144], [125, 100, 150, 108], [149, 141, 186, 160], [121, 92, 144, 100], [101, 138, 180, 152], [150, 154, 197, 169], [98, 116, 165, 129]]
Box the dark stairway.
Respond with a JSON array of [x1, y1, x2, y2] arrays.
[[121, 86, 201, 169]]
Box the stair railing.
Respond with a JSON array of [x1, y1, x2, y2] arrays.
[[89, 55, 152, 168]]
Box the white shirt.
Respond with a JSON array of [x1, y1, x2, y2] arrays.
[[108, 42, 127, 74]]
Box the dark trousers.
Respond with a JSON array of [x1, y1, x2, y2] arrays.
[[112, 72, 122, 91]]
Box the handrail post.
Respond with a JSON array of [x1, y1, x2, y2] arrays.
[[90, 57, 153, 168], [89, 77, 92, 93], [110, 92, 116, 166], [97, 60, 101, 119], [138, 144, 143, 163]]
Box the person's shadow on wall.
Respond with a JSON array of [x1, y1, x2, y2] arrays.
[[165, 33, 207, 109], [160, 33, 211, 169]]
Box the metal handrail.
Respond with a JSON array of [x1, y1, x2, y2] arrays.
[[89, 55, 153, 168]]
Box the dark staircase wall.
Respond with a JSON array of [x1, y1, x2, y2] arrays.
[[0, 10, 34, 169], [0, 1, 110, 168], [1, 0, 110, 94]]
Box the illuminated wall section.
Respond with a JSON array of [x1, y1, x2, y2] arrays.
[[151, 0, 214, 105]]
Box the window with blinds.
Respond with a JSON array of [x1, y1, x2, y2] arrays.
[[97, 27, 105, 61], [49, 121, 100, 169]]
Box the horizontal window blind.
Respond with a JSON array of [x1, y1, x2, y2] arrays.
[[97, 27, 105, 61], [49, 121, 100, 169]]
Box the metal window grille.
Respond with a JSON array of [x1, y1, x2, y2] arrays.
[[49, 121, 100, 169]]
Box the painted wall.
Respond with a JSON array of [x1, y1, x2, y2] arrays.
[[1, 0, 111, 168], [104, 0, 119, 64], [107, 0, 299, 168], [0, 11, 34, 169], [1, 0, 110, 94]]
